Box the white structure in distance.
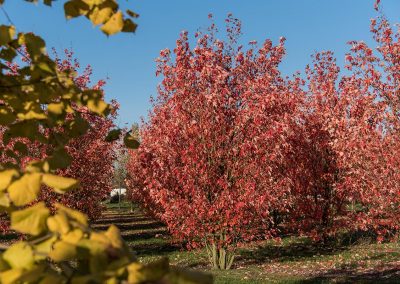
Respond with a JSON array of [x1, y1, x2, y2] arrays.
[[110, 188, 126, 197]]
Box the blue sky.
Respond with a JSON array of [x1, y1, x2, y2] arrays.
[[2, 0, 400, 126]]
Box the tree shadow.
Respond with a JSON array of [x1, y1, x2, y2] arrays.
[[299, 266, 400, 283], [93, 221, 165, 231], [131, 241, 182, 257], [237, 240, 349, 265], [121, 229, 169, 242], [238, 230, 378, 266], [93, 216, 156, 224]]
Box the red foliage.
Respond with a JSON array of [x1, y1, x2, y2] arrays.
[[126, 16, 302, 248], [38, 50, 117, 220], [0, 49, 117, 229], [127, 9, 400, 247]]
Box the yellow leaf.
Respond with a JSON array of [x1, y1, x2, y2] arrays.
[[0, 169, 19, 191], [8, 173, 42, 206], [3, 242, 34, 269], [47, 213, 70, 234], [0, 192, 10, 208], [87, 98, 108, 115], [34, 236, 58, 260], [89, 7, 113, 26], [90, 232, 111, 246], [17, 110, 47, 120], [100, 11, 123, 35], [61, 229, 84, 244], [11, 202, 50, 236], [55, 203, 88, 226], [42, 174, 79, 194], [47, 102, 65, 115], [127, 262, 145, 284], [39, 274, 65, 284], [49, 241, 77, 262], [0, 268, 24, 284], [0, 25, 15, 45], [105, 225, 124, 249]]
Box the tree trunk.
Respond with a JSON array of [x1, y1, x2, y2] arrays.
[[205, 236, 235, 270], [118, 187, 121, 211]]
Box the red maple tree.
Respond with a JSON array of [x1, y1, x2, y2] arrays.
[[126, 15, 303, 269]]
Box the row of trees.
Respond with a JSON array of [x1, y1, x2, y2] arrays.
[[0, 49, 117, 234], [126, 9, 400, 269], [0, 1, 210, 283]]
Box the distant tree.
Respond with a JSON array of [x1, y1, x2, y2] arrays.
[[1, 49, 118, 220]]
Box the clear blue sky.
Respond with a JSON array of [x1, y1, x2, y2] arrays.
[[2, 0, 400, 126]]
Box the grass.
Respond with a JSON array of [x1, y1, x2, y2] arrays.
[[93, 205, 400, 283], [1, 202, 399, 283]]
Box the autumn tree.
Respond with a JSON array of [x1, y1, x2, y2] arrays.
[[0, 1, 210, 283], [284, 2, 400, 241], [126, 15, 303, 269]]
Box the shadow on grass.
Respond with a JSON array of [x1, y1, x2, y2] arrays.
[[238, 240, 349, 265], [298, 267, 400, 284], [122, 229, 169, 242], [131, 241, 182, 257], [238, 230, 376, 266], [93, 216, 156, 225], [93, 221, 165, 231]]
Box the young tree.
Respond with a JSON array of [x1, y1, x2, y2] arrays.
[[126, 15, 302, 269]]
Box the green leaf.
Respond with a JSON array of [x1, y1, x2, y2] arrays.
[[64, 0, 89, 19], [11, 202, 50, 235], [126, 9, 139, 18], [122, 19, 137, 33], [0, 255, 9, 272], [48, 148, 72, 170], [124, 133, 140, 149], [42, 174, 79, 194], [8, 173, 42, 206], [105, 129, 122, 142], [0, 107, 16, 125], [18, 33, 46, 60]]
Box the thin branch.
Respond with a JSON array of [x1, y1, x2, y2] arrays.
[[1, 6, 15, 27]]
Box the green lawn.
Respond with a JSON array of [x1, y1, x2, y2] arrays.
[[94, 205, 400, 283]]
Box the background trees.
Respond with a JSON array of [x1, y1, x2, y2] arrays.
[[127, 4, 400, 270], [0, 1, 209, 283]]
